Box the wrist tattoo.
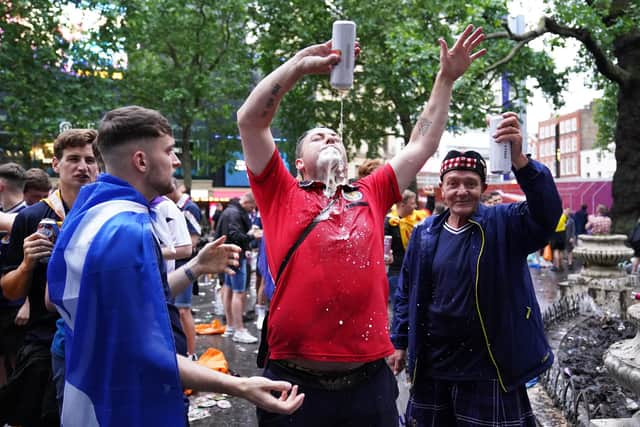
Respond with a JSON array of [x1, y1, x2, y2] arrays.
[[418, 118, 433, 136], [184, 266, 196, 283]]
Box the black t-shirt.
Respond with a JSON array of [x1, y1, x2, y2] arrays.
[[0, 200, 27, 308], [384, 217, 405, 276], [2, 201, 62, 345]]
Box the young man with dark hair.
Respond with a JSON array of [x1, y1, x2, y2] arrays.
[[23, 168, 52, 206], [47, 105, 303, 426], [385, 189, 425, 306], [216, 192, 262, 343], [0, 129, 99, 426], [0, 162, 29, 388]]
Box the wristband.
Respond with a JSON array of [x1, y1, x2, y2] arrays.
[[184, 266, 197, 283]]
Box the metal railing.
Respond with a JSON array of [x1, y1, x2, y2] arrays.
[[542, 294, 586, 330], [539, 293, 592, 426]]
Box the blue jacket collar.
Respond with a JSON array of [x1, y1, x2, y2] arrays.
[[428, 202, 487, 232]]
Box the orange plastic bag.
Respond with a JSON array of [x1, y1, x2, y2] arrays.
[[197, 347, 229, 374], [543, 244, 552, 262], [184, 347, 229, 395], [195, 319, 226, 335]]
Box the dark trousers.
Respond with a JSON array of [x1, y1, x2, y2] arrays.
[[257, 360, 399, 427], [0, 342, 59, 427]]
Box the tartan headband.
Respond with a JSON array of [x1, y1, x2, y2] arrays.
[[440, 150, 487, 182]]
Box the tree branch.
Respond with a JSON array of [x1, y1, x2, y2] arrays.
[[208, 14, 232, 72], [543, 17, 631, 87], [485, 17, 631, 87], [484, 39, 528, 73], [166, 42, 180, 68]]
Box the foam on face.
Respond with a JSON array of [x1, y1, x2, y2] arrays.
[[316, 146, 346, 198]]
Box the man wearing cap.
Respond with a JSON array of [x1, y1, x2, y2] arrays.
[[390, 112, 562, 426]]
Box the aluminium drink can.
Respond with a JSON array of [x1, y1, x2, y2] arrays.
[[37, 218, 59, 264], [330, 20, 356, 90], [383, 235, 393, 261], [489, 115, 512, 174]]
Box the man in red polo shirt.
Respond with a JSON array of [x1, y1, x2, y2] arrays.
[[237, 24, 486, 426]]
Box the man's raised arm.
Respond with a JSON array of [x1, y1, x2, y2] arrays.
[[390, 24, 486, 191], [237, 42, 341, 175]]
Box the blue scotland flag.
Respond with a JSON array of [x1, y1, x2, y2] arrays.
[[47, 174, 185, 427]]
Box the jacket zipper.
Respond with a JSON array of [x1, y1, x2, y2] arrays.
[[469, 219, 507, 392]]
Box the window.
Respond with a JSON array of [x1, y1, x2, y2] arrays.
[[598, 171, 602, 177], [571, 118, 577, 131], [586, 172, 591, 178], [586, 156, 590, 164]]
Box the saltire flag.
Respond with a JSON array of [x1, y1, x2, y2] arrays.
[[47, 174, 185, 426]]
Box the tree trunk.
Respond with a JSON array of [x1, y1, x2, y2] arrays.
[[181, 125, 193, 191], [611, 33, 640, 233]]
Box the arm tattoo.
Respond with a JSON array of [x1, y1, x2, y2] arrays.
[[261, 97, 275, 116], [417, 118, 433, 136], [261, 84, 282, 116]]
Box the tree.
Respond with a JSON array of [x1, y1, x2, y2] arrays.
[[0, 1, 120, 166], [489, 0, 640, 232], [118, 0, 253, 190], [248, 0, 565, 168]]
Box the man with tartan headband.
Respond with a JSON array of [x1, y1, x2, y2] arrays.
[[391, 112, 562, 426]]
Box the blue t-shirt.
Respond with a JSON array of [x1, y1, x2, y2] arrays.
[[182, 199, 201, 236], [424, 221, 495, 381], [175, 197, 201, 273], [51, 318, 66, 357]]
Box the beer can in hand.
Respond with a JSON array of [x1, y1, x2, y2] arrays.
[[383, 235, 393, 263], [330, 20, 356, 90], [489, 115, 512, 174], [37, 218, 59, 264]]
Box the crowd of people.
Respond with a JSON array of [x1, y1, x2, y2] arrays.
[[0, 21, 632, 427], [0, 116, 303, 427]]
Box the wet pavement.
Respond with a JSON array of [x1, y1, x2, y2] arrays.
[[187, 263, 570, 426]]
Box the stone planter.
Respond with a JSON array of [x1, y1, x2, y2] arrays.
[[573, 234, 634, 278], [604, 304, 640, 397], [595, 305, 640, 426], [567, 234, 635, 318]]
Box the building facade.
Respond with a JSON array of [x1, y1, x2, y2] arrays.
[[529, 102, 611, 179]]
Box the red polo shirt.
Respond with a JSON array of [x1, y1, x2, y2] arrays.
[[248, 150, 401, 362]]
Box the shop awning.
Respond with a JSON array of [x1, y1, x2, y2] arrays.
[[211, 188, 250, 202]]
